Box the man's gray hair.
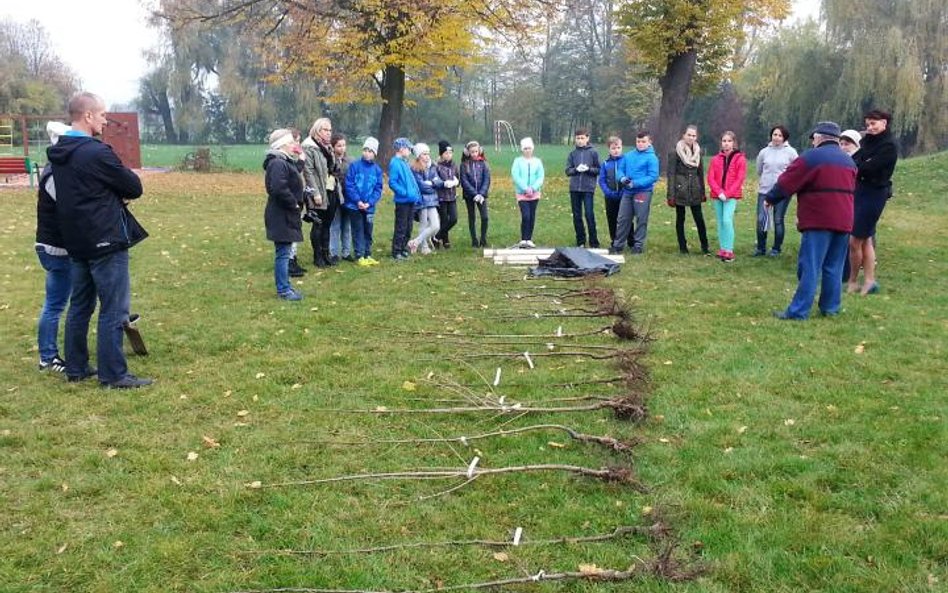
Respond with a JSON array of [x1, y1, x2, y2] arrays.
[[67, 92, 104, 121], [812, 133, 840, 144]]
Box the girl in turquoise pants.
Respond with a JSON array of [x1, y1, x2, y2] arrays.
[[706, 131, 747, 262]]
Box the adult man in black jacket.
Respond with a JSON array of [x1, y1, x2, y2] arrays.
[[48, 92, 152, 389]]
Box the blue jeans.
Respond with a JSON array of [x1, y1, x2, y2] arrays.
[[36, 246, 72, 363], [65, 250, 131, 383], [569, 191, 599, 246], [329, 206, 352, 258], [783, 230, 848, 319], [274, 242, 292, 295], [348, 209, 375, 258], [518, 199, 539, 241], [756, 193, 789, 252]]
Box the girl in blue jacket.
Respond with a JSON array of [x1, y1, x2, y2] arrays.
[[408, 143, 442, 255], [389, 137, 421, 260], [344, 137, 384, 265]]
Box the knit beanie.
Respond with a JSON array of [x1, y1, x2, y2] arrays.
[[412, 142, 430, 158], [363, 136, 379, 154], [269, 128, 294, 150], [520, 137, 535, 150], [393, 137, 412, 151], [438, 140, 452, 156]]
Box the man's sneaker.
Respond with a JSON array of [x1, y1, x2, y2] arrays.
[[365, 256, 380, 266], [128, 313, 140, 324], [525, 240, 536, 248], [342, 255, 357, 262], [357, 257, 373, 267], [67, 367, 98, 382], [101, 374, 153, 389], [278, 289, 303, 301], [767, 249, 781, 257], [39, 355, 67, 373]]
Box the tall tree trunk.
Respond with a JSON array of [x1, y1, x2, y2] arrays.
[[656, 49, 697, 173], [376, 65, 405, 169], [234, 121, 247, 144]]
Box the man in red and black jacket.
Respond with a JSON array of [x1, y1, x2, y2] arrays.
[[765, 121, 856, 320]]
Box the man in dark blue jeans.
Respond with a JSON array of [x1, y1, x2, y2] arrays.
[[48, 92, 152, 388]]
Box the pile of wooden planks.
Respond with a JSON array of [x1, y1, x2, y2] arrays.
[[484, 248, 625, 266]]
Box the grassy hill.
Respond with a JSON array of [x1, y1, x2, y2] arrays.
[[0, 150, 944, 592]]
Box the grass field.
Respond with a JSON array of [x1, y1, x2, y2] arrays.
[[0, 149, 945, 592]]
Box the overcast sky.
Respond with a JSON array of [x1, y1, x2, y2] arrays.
[[2, 0, 822, 107]]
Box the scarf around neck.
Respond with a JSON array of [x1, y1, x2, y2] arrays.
[[676, 140, 701, 168]]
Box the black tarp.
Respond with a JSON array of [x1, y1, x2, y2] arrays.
[[528, 247, 621, 278]]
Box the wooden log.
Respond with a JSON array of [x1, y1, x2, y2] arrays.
[[482, 248, 610, 258]]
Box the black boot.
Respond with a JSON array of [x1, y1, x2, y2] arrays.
[[314, 249, 329, 268], [325, 248, 338, 267], [288, 257, 307, 277]]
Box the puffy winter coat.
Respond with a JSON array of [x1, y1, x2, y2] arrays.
[[707, 150, 747, 199], [263, 150, 304, 243]]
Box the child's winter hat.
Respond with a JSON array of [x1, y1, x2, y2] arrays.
[[363, 137, 379, 154], [520, 137, 535, 150], [393, 137, 412, 151], [840, 129, 861, 148], [438, 140, 452, 156], [413, 142, 430, 157]]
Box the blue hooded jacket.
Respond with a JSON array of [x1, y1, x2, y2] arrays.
[[618, 145, 659, 194], [412, 164, 441, 209], [344, 156, 384, 213], [597, 154, 624, 201], [388, 156, 421, 205]]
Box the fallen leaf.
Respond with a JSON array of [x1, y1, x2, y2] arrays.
[[186, 451, 199, 461], [492, 552, 509, 562], [547, 441, 566, 448], [236, 410, 250, 417], [658, 437, 670, 443], [56, 543, 67, 554], [255, 372, 266, 379], [402, 381, 416, 391], [724, 447, 734, 454], [112, 541, 124, 549], [248, 481, 262, 489], [61, 483, 69, 492], [641, 506, 653, 515], [579, 564, 603, 576], [202, 435, 220, 448], [374, 406, 388, 412], [105, 448, 118, 458], [170, 476, 181, 485], [854, 342, 866, 354], [784, 419, 796, 426], [738, 426, 748, 434], [291, 383, 302, 389]]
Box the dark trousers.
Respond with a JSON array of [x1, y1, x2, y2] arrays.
[[675, 205, 709, 251], [569, 191, 599, 246], [518, 199, 539, 241], [347, 208, 375, 258], [392, 202, 414, 256], [65, 250, 131, 383], [463, 197, 489, 244], [309, 197, 339, 264], [436, 200, 458, 245], [604, 198, 622, 244]]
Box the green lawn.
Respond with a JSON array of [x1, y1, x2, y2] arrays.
[[0, 151, 945, 592]]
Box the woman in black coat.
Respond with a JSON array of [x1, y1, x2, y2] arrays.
[[264, 128, 305, 301], [666, 125, 709, 254], [847, 109, 898, 295]]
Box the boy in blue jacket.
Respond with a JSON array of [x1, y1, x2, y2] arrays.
[[611, 131, 659, 254], [345, 137, 384, 266], [389, 137, 421, 260], [597, 136, 629, 249]]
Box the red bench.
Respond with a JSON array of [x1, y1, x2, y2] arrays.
[[0, 156, 36, 188]]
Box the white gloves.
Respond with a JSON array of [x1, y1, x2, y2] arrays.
[[424, 180, 433, 187], [576, 164, 589, 173], [444, 178, 459, 188], [718, 192, 727, 201], [474, 194, 485, 204]]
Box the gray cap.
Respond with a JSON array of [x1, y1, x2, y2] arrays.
[[809, 121, 841, 138]]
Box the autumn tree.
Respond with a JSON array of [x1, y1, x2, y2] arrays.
[[821, 0, 946, 153], [617, 0, 789, 169], [157, 0, 555, 164], [0, 18, 77, 115]]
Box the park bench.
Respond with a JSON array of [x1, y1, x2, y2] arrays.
[[0, 156, 36, 188]]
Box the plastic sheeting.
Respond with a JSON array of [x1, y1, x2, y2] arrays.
[[528, 247, 621, 278]]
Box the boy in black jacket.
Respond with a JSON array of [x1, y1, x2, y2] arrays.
[[565, 128, 601, 247]]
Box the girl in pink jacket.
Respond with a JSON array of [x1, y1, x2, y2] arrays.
[[706, 131, 747, 261]]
